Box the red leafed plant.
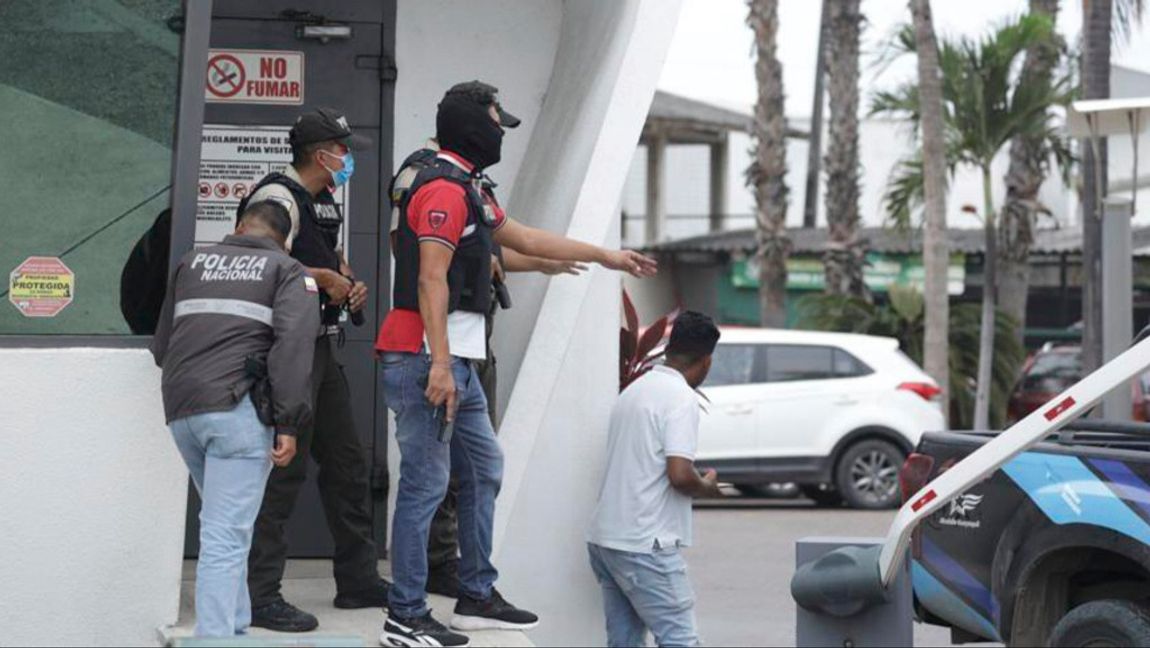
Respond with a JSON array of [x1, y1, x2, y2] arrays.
[[620, 289, 679, 392]]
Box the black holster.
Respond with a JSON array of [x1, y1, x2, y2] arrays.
[[244, 355, 276, 427]]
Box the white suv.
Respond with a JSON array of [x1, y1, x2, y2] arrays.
[[696, 327, 946, 509]]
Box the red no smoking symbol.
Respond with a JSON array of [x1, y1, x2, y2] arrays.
[[207, 53, 245, 98], [214, 182, 230, 199], [198, 182, 211, 198]]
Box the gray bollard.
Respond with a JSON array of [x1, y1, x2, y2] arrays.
[[1101, 196, 1135, 421], [794, 537, 912, 648]]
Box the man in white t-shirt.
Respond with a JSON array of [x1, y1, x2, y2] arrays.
[[588, 311, 723, 647]]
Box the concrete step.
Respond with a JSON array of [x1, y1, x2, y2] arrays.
[[160, 560, 532, 647]]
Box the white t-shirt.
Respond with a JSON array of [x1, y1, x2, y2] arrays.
[[442, 311, 487, 360], [587, 365, 701, 553]]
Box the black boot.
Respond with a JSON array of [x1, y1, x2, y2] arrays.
[[334, 577, 393, 609], [250, 597, 319, 633]]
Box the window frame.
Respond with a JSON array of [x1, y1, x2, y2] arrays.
[[832, 347, 874, 379], [0, 0, 212, 349]]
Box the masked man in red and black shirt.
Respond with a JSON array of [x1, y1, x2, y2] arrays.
[[375, 81, 657, 647]]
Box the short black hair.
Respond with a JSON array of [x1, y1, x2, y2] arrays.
[[666, 311, 721, 363], [240, 200, 292, 241], [291, 139, 325, 166]]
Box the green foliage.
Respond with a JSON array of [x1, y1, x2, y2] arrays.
[[872, 14, 1074, 226], [796, 291, 1026, 429]]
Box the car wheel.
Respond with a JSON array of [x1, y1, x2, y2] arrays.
[[834, 439, 904, 510], [1048, 600, 1150, 647], [799, 484, 843, 507]]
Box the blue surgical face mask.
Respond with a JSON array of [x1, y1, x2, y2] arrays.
[[321, 150, 355, 187]]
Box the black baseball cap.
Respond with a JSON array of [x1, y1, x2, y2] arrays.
[[444, 81, 521, 129], [289, 107, 371, 150]]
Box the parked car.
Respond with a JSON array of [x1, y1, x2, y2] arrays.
[[694, 328, 946, 509], [1007, 344, 1150, 424], [902, 421, 1150, 646]]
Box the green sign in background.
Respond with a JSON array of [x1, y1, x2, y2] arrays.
[[731, 252, 966, 294]]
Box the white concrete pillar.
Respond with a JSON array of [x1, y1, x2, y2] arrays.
[[709, 134, 729, 232], [645, 132, 667, 244]]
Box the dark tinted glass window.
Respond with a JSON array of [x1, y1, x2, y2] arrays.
[[833, 349, 873, 378], [1022, 351, 1081, 392], [766, 345, 835, 382], [0, 0, 180, 335], [703, 344, 758, 387]]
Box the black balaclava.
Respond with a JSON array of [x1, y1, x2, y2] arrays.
[[436, 94, 504, 171]]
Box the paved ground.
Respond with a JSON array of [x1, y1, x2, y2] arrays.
[[689, 492, 999, 647], [169, 494, 1002, 647], [166, 561, 531, 647]]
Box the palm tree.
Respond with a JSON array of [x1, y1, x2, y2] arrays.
[[910, 0, 951, 420], [747, 0, 790, 327], [998, 0, 1065, 345], [874, 15, 1071, 428], [802, 0, 830, 230], [824, 0, 867, 299], [1080, 0, 1144, 375]]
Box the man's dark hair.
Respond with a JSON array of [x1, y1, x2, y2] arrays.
[[291, 140, 325, 166], [666, 311, 721, 364], [241, 200, 292, 241]]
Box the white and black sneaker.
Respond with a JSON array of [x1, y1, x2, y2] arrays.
[[381, 611, 470, 647], [450, 588, 540, 632]]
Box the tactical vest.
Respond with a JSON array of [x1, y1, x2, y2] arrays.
[[238, 172, 344, 325], [392, 156, 494, 315]]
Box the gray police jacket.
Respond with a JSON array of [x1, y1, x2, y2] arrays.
[[150, 234, 321, 435]]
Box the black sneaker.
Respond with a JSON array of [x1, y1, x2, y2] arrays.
[[450, 588, 539, 632], [381, 611, 470, 647], [250, 597, 319, 633], [427, 559, 461, 598], [335, 577, 393, 609]]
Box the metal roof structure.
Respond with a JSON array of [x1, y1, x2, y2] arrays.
[[643, 90, 808, 144]]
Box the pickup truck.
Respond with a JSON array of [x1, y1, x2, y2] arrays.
[[902, 421, 1150, 647]]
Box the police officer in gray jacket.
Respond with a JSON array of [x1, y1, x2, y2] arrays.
[[151, 201, 320, 638]]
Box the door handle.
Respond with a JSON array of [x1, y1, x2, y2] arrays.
[[834, 397, 859, 406], [722, 406, 754, 416]]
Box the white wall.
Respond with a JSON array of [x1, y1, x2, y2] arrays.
[[0, 349, 187, 647], [493, 1, 684, 645], [392, 0, 564, 204], [387, 0, 565, 552]]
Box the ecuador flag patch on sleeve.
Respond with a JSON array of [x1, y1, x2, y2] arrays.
[[304, 276, 319, 294]]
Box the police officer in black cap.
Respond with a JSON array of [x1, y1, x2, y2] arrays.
[[239, 108, 388, 632]]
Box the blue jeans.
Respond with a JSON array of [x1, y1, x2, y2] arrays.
[[382, 352, 504, 618], [587, 543, 699, 647], [169, 398, 274, 638]]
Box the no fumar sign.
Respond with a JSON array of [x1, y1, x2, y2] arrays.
[[206, 49, 304, 105]]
